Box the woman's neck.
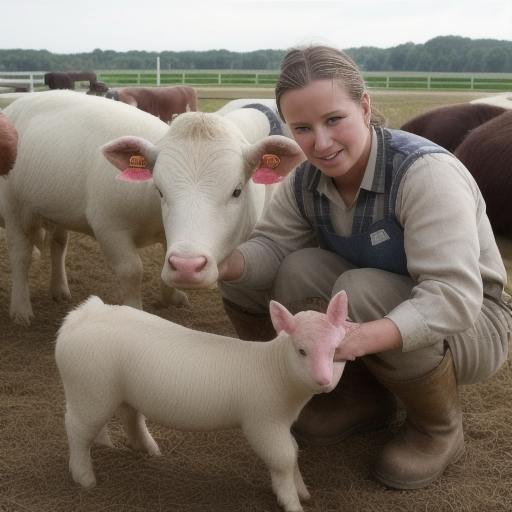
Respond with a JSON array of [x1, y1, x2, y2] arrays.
[[333, 126, 372, 206]]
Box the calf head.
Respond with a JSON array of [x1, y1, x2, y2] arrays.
[[101, 112, 306, 289], [270, 291, 352, 392]]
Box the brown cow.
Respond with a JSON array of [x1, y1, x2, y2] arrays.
[[44, 72, 98, 90], [87, 81, 109, 95], [454, 111, 512, 238], [112, 86, 198, 122], [0, 112, 18, 176], [401, 103, 507, 153]]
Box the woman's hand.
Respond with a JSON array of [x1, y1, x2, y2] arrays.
[[335, 317, 403, 361], [218, 249, 246, 282]]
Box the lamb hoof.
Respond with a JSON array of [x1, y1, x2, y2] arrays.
[[70, 470, 96, 489]]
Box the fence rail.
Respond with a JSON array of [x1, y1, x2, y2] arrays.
[[363, 74, 512, 91], [0, 72, 46, 92], [96, 71, 512, 91], [95, 71, 281, 87], [1, 71, 512, 92]]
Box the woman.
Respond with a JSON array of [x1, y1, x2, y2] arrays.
[[218, 45, 511, 490]]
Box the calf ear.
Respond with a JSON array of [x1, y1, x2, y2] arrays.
[[269, 300, 297, 335], [101, 136, 158, 182], [244, 135, 306, 184]]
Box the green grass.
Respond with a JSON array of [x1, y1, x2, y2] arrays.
[[198, 90, 495, 127], [0, 89, 497, 128]]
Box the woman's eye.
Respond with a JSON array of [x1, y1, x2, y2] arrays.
[[327, 116, 342, 125], [295, 126, 309, 133]]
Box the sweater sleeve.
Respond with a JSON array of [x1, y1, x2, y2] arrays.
[[386, 152, 506, 351], [233, 173, 318, 290]]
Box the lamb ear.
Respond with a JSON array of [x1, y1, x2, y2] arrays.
[[269, 300, 297, 335], [326, 291, 349, 328], [101, 136, 158, 181]]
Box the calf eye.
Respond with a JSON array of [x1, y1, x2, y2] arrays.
[[299, 349, 307, 356], [232, 186, 242, 198]]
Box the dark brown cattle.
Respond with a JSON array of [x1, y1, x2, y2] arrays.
[[86, 81, 109, 95], [115, 86, 198, 122], [0, 112, 18, 176], [454, 111, 512, 238], [44, 71, 98, 90], [401, 103, 507, 153]]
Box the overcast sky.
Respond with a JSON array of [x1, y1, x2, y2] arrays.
[[1, 0, 511, 55]]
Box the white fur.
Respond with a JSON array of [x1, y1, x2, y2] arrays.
[[471, 92, 512, 110], [216, 98, 293, 141], [55, 291, 349, 512], [0, 91, 304, 325]]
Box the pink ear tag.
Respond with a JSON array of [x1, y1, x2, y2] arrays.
[[252, 154, 284, 185], [117, 155, 153, 182]]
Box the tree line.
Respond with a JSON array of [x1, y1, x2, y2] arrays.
[[1, 36, 511, 73]]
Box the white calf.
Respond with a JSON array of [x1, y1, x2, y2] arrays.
[[0, 91, 304, 325]]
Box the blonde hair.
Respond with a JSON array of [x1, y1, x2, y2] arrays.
[[275, 45, 385, 126]]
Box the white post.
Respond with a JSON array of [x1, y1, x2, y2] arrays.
[[157, 57, 160, 86]]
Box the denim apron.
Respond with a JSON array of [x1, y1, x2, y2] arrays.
[[293, 127, 451, 277]]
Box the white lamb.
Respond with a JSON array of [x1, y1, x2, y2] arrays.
[[55, 291, 351, 512]]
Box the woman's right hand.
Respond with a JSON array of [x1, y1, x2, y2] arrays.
[[218, 249, 246, 282]]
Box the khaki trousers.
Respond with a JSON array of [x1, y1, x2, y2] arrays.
[[219, 247, 511, 384]]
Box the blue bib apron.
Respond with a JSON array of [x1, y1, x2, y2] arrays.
[[293, 127, 451, 277]]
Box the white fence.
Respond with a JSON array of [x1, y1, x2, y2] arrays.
[[1, 71, 512, 92], [0, 72, 46, 92]]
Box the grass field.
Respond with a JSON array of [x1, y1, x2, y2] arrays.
[[195, 88, 494, 128], [0, 87, 497, 124]]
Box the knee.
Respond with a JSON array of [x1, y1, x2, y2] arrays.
[[274, 248, 349, 304], [334, 268, 383, 322], [275, 248, 321, 284], [334, 268, 414, 323], [334, 268, 370, 299], [365, 342, 446, 381]]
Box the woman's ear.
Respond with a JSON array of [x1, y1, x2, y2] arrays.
[[362, 93, 371, 127]]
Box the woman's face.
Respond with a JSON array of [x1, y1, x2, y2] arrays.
[[280, 79, 371, 182]]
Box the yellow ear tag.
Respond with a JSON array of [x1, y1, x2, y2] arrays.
[[117, 155, 153, 181], [261, 154, 280, 169], [253, 154, 283, 185]]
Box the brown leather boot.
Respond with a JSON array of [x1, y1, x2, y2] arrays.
[[367, 349, 465, 489], [292, 358, 398, 445], [222, 298, 276, 341]]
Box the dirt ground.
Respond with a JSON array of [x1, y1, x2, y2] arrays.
[[1, 231, 512, 512], [1, 90, 512, 512]]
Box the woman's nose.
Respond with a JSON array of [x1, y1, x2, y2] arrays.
[[314, 129, 332, 152]]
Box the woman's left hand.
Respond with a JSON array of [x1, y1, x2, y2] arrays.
[[335, 318, 403, 361]]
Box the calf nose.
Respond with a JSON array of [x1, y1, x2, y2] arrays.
[[169, 255, 207, 274]]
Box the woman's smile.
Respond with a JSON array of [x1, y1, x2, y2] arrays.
[[280, 78, 371, 185], [319, 149, 343, 162]]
